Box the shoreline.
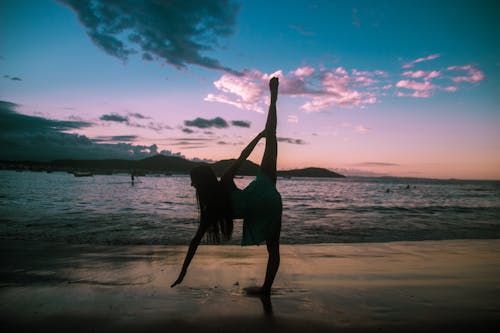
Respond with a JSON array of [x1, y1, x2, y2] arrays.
[[1, 239, 500, 332]]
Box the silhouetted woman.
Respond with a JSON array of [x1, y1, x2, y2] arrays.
[[171, 77, 282, 294]]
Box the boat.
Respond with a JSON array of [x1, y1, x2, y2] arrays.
[[73, 171, 93, 177]]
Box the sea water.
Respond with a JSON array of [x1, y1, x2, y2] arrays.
[[1, 170, 499, 245]]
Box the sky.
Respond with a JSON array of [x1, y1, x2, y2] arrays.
[[1, 0, 499, 180]]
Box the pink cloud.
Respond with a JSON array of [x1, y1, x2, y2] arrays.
[[354, 125, 371, 133], [402, 70, 441, 80], [397, 62, 484, 98], [402, 54, 440, 68], [396, 79, 435, 98], [374, 70, 388, 77], [447, 65, 485, 83], [206, 66, 381, 113], [396, 91, 432, 98], [204, 70, 267, 113], [292, 66, 315, 77], [396, 80, 434, 91]]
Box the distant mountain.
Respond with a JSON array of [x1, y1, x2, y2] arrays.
[[277, 167, 345, 178], [136, 154, 200, 172], [11, 154, 345, 178], [211, 159, 260, 176]]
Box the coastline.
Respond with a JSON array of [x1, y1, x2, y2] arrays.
[[1, 239, 499, 332]]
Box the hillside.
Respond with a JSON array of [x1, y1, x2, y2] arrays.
[[6, 155, 345, 178], [277, 167, 345, 178]]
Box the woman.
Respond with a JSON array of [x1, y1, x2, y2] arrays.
[[171, 77, 282, 294]]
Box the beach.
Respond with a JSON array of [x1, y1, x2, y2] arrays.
[[1, 239, 499, 332]]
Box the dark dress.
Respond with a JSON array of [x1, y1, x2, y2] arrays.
[[223, 172, 282, 245]]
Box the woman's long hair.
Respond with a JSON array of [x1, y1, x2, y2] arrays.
[[190, 166, 233, 243]]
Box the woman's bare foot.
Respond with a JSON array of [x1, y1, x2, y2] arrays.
[[244, 286, 271, 295]]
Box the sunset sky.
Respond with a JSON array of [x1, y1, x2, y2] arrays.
[[1, 0, 499, 179]]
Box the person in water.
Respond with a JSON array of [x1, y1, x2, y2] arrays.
[[171, 77, 282, 294]]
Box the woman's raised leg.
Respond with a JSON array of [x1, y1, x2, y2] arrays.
[[260, 77, 279, 183]]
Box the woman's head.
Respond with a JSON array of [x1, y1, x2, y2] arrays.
[[190, 166, 233, 243]]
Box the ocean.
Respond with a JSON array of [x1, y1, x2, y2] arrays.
[[1, 170, 499, 245]]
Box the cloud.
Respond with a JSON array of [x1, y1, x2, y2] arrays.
[[0, 101, 177, 161], [128, 112, 149, 119], [206, 66, 384, 113], [59, 0, 240, 73], [99, 112, 170, 131], [182, 128, 194, 134], [100, 113, 129, 123], [184, 117, 229, 129], [94, 135, 138, 142], [352, 8, 361, 27], [354, 162, 400, 167], [166, 137, 211, 149], [396, 63, 484, 98], [396, 80, 435, 98], [354, 125, 371, 133], [447, 65, 485, 83], [205, 70, 267, 113], [0, 101, 92, 133], [3, 75, 22, 81], [402, 70, 440, 80], [289, 25, 315, 36], [277, 137, 306, 145], [231, 120, 251, 128], [287, 115, 299, 123], [402, 54, 440, 68]]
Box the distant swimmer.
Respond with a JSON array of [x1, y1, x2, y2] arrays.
[[171, 77, 282, 294]]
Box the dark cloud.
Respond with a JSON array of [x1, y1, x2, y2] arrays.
[[165, 137, 212, 149], [3, 75, 22, 81], [100, 113, 170, 131], [184, 117, 229, 129], [100, 113, 129, 123], [0, 101, 91, 133], [145, 121, 172, 131], [94, 135, 138, 142], [277, 137, 306, 145], [231, 120, 251, 128], [182, 128, 194, 134], [0, 101, 179, 161], [160, 149, 184, 158], [128, 112, 148, 119], [59, 0, 240, 73]]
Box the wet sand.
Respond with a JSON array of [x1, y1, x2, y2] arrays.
[[1, 239, 499, 332]]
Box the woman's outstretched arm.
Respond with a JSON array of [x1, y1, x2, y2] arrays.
[[171, 223, 207, 287], [222, 130, 265, 181]]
